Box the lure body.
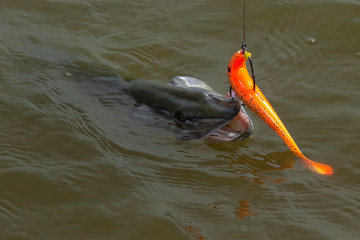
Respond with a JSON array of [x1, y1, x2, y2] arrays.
[[228, 50, 333, 175]]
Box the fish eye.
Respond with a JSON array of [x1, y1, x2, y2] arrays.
[[174, 110, 188, 123]]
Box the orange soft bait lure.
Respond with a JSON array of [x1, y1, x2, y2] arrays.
[[228, 50, 333, 175]]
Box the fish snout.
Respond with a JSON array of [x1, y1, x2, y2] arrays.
[[210, 94, 241, 118], [224, 99, 241, 117]]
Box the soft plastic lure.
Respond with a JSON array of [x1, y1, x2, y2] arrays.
[[227, 50, 333, 175]]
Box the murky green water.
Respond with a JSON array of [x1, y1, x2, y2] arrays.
[[1, 0, 359, 239]]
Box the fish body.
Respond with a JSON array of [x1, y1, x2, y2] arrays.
[[88, 75, 254, 141]]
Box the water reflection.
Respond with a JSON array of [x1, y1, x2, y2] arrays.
[[234, 201, 257, 220], [207, 139, 296, 231]]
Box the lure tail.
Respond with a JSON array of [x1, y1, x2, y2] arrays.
[[228, 50, 333, 175]]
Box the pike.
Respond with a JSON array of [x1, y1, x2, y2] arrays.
[[87, 75, 254, 141]]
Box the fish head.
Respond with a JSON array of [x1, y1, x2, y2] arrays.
[[205, 91, 254, 142], [169, 76, 253, 140], [170, 92, 240, 140]]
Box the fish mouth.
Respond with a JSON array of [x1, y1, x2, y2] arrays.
[[172, 111, 239, 140], [205, 104, 254, 142]]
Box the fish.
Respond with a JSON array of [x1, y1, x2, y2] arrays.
[[227, 50, 333, 175], [85, 74, 254, 141]]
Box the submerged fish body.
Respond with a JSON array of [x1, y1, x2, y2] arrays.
[[122, 76, 254, 140], [87, 75, 254, 141]]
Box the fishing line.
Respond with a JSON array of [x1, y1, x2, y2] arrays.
[[241, 0, 256, 91], [243, 0, 246, 43], [229, 0, 256, 96]]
